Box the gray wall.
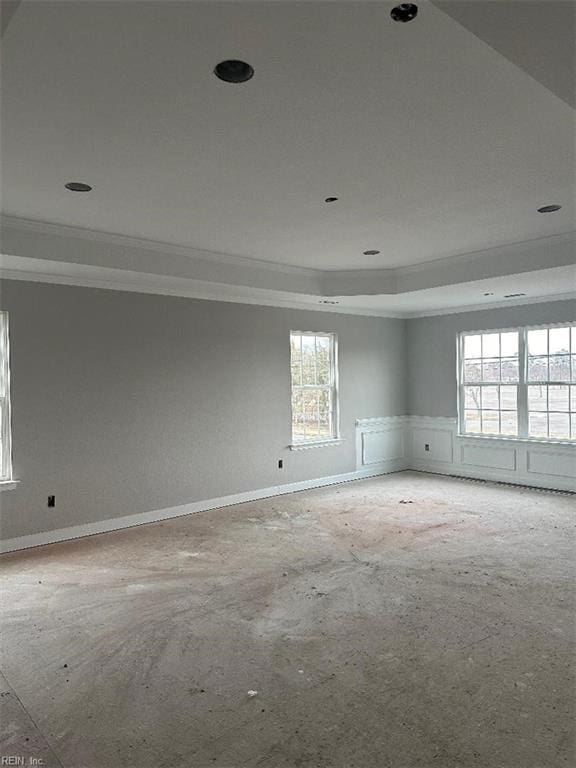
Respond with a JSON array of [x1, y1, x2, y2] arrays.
[[0, 280, 407, 540], [407, 299, 575, 417]]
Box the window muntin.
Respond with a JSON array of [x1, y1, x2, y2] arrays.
[[459, 324, 576, 442], [290, 331, 338, 443], [0, 312, 13, 481]]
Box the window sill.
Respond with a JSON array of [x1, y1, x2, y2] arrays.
[[458, 433, 575, 447], [0, 480, 19, 491], [289, 438, 344, 451]]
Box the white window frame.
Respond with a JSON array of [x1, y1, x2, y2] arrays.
[[289, 330, 341, 450], [0, 312, 14, 482], [457, 321, 575, 444]]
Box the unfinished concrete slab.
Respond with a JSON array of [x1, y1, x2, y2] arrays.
[[1, 471, 574, 767]]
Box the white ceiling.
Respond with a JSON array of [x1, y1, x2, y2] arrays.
[[1, 0, 574, 272], [1, 0, 575, 316]]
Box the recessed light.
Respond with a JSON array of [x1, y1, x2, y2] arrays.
[[363, 249, 380, 256], [65, 182, 92, 192], [537, 204, 561, 213], [319, 300, 339, 305], [504, 293, 526, 299], [325, 197, 339, 203], [391, 4, 419, 23], [214, 60, 254, 83]]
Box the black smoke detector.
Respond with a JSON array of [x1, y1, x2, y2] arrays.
[[391, 4, 419, 23], [214, 60, 254, 83], [65, 182, 92, 192]]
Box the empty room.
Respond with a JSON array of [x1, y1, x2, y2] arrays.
[[0, 1, 575, 767]]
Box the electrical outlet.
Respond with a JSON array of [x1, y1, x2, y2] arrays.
[[424, 444, 430, 452], [278, 459, 283, 469], [47, 495, 55, 507]]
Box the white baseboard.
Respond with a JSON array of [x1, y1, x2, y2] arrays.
[[2, 415, 573, 554], [0, 461, 405, 554]]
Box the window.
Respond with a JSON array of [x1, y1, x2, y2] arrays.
[[459, 323, 576, 442], [0, 312, 13, 481], [527, 325, 575, 441], [290, 331, 338, 445]]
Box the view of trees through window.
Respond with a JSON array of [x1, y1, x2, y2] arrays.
[[290, 332, 337, 442], [460, 324, 576, 441], [462, 331, 519, 436]]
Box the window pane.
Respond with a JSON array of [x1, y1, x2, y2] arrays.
[[302, 389, 320, 437], [316, 336, 331, 385], [291, 392, 305, 439], [464, 386, 481, 409], [481, 411, 499, 434], [549, 412, 570, 440], [500, 411, 517, 436], [529, 412, 548, 438], [528, 386, 547, 411], [482, 359, 500, 382], [528, 329, 547, 355], [318, 388, 332, 437], [571, 385, 576, 411], [528, 356, 548, 381], [290, 337, 302, 386], [500, 386, 517, 411], [571, 355, 576, 382], [572, 413, 576, 440], [549, 355, 570, 382], [549, 385, 569, 412], [481, 386, 499, 409], [464, 360, 482, 382], [500, 332, 518, 357], [549, 327, 570, 354], [464, 410, 481, 433], [482, 333, 500, 357], [464, 335, 481, 358], [301, 336, 316, 385], [500, 358, 519, 382]]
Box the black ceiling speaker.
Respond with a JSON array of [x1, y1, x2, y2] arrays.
[[391, 4, 419, 23], [65, 182, 92, 192], [214, 60, 254, 83]]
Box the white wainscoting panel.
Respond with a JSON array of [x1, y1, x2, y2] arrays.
[[406, 416, 575, 492], [527, 449, 576, 479], [355, 417, 408, 473], [410, 425, 453, 463], [461, 443, 517, 471]]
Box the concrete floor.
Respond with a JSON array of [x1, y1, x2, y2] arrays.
[[0, 471, 574, 768]]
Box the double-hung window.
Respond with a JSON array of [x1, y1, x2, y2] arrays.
[[290, 331, 339, 445], [459, 323, 576, 442], [0, 312, 13, 481]]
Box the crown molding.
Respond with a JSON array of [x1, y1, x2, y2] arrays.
[[2, 215, 573, 317], [0, 265, 405, 319], [0, 214, 321, 279], [394, 230, 576, 277], [403, 291, 576, 319]]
